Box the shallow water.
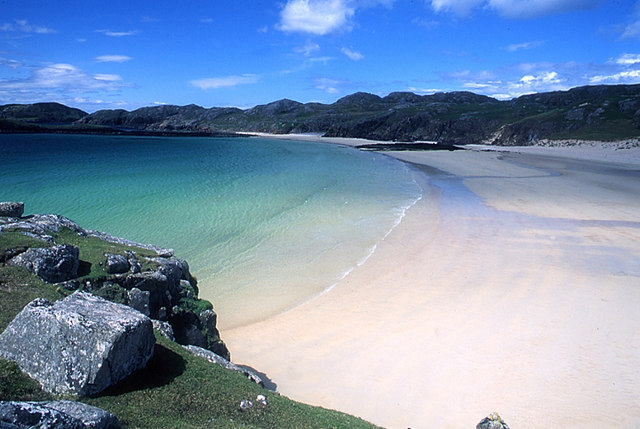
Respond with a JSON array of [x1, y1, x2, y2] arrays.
[[0, 134, 424, 328]]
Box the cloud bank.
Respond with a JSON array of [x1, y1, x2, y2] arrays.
[[190, 74, 259, 90]]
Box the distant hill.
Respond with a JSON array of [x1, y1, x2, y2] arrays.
[[2, 84, 640, 145], [0, 102, 87, 124]]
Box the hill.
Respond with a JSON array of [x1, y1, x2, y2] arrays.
[[2, 84, 640, 145]]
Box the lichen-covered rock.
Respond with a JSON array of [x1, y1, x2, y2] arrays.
[[128, 287, 150, 316], [151, 319, 175, 341], [8, 244, 79, 283], [476, 412, 510, 429], [104, 253, 129, 274], [0, 202, 24, 217], [0, 400, 121, 429], [0, 291, 155, 395]]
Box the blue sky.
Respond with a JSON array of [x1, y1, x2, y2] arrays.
[[1, 0, 639, 112]]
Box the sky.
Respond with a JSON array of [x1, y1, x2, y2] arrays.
[[0, 0, 639, 112]]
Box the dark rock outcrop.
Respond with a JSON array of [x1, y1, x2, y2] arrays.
[[0, 291, 155, 395], [0, 400, 120, 429], [0, 202, 24, 218], [8, 244, 79, 283]]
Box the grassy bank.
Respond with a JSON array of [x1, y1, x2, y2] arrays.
[[0, 217, 379, 428]]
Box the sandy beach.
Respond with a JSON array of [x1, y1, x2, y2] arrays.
[[223, 137, 640, 428]]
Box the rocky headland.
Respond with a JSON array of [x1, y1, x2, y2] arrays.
[[0, 202, 293, 428], [2, 83, 639, 145]]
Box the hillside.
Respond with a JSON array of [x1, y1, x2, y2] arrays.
[[2, 84, 640, 145]]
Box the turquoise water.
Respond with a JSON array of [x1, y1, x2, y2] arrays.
[[0, 134, 424, 328]]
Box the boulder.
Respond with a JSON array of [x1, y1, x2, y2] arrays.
[[104, 253, 129, 274], [0, 400, 120, 429], [0, 202, 24, 218], [0, 291, 155, 395], [8, 244, 79, 283]]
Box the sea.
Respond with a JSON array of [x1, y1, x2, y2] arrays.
[[0, 134, 424, 329]]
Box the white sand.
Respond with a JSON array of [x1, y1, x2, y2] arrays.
[[223, 137, 640, 428]]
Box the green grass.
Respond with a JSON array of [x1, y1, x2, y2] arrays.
[[83, 334, 377, 429], [0, 358, 53, 401], [50, 227, 160, 281], [0, 266, 68, 332], [0, 224, 379, 428]]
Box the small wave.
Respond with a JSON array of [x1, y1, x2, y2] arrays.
[[279, 180, 426, 316]]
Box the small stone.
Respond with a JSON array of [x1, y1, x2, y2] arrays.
[[476, 412, 510, 429]]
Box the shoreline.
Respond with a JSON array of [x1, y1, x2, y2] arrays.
[[223, 135, 640, 428]]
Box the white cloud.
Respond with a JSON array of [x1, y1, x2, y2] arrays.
[[94, 55, 133, 63], [519, 71, 561, 85], [430, 0, 483, 16], [279, 0, 354, 35], [190, 74, 259, 90], [430, 0, 600, 18], [489, 0, 600, 18], [622, 19, 640, 39], [294, 41, 321, 56], [341, 47, 364, 60], [96, 29, 138, 37], [0, 19, 56, 34], [0, 63, 127, 105], [93, 74, 123, 82], [504, 40, 544, 52], [590, 70, 640, 84], [0, 57, 22, 69], [314, 77, 343, 94], [408, 86, 444, 94], [616, 53, 640, 65]]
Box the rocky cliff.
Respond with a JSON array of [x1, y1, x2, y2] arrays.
[[2, 83, 639, 145]]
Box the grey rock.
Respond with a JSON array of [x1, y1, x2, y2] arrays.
[[104, 254, 129, 274], [0, 202, 24, 218], [128, 287, 151, 316], [0, 291, 155, 395], [151, 320, 175, 341], [476, 412, 510, 429], [8, 244, 79, 283], [42, 401, 121, 429], [183, 345, 264, 387], [0, 400, 120, 429]]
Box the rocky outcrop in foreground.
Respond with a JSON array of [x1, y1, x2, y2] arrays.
[[0, 210, 229, 360], [0, 292, 155, 395], [0, 400, 121, 429]]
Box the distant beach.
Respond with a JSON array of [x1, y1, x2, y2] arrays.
[[224, 136, 640, 428]]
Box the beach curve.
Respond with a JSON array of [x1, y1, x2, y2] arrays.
[[223, 137, 640, 428]]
